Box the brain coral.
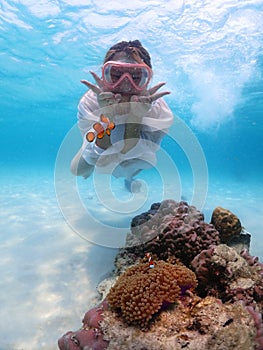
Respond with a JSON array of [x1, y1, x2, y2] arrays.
[[211, 206, 242, 243], [128, 200, 220, 265], [107, 260, 197, 328]]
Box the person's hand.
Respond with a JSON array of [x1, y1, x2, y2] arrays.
[[81, 71, 121, 102], [129, 82, 170, 121], [81, 71, 131, 116], [121, 82, 170, 154]]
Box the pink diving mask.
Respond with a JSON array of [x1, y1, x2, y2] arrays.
[[102, 61, 152, 93]]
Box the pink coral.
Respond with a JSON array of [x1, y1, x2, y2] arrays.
[[82, 300, 108, 328], [246, 306, 263, 350], [58, 328, 108, 350], [58, 300, 109, 350]]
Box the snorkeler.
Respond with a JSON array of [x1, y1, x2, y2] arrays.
[[70, 40, 174, 192]]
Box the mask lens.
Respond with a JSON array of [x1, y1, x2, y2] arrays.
[[109, 66, 125, 83], [103, 64, 113, 83], [104, 65, 126, 84], [102, 62, 151, 89], [136, 67, 149, 87]]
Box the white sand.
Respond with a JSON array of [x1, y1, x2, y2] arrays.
[[0, 170, 262, 350]]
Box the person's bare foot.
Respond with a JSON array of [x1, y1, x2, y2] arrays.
[[124, 178, 142, 193]]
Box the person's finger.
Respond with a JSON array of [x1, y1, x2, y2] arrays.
[[89, 71, 104, 88], [147, 82, 167, 95], [150, 91, 171, 102], [80, 80, 101, 95], [130, 95, 141, 103], [133, 95, 150, 104], [115, 94, 122, 103], [134, 91, 170, 104], [98, 92, 115, 101], [98, 92, 123, 106]]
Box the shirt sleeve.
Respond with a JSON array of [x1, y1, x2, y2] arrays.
[[77, 90, 101, 137], [139, 98, 174, 151], [76, 90, 105, 165], [141, 98, 174, 134]]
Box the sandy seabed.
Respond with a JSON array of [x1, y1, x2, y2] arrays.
[[0, 169, 262, 350]]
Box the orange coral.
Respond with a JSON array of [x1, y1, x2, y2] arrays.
[[107, 260, 197, 328]]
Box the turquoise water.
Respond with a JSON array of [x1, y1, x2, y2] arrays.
[[0, 1, 263, 349]]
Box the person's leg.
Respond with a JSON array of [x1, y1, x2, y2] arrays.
[[124, 169, 142, 193], [117, 159, 153, 193], [70, 148, 94, 178]]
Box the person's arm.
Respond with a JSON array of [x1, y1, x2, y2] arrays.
[[77, 91, 110, 165], [121, 97, 173, 154], [121, 120, 141, 154]]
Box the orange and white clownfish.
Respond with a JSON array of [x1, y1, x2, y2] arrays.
[[86, 114, 115, 142], [145, 252, 155, 268]]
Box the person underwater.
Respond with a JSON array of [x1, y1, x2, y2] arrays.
[[70, 40, 174, 192]]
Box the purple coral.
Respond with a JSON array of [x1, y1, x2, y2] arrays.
[[227, 249, 263, 308], [191, 244, 263, 349], [58, 300, 109, 350], [130, 200, 220, 265], [246, 305, 263, 350], [191, 244, 263, 306]]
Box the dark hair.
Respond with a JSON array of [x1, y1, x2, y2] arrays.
[[103, 40, 152, 68]]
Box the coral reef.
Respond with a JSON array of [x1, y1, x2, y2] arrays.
[[101, 295, 256, 350], [211, 206, 242, 243], [58, 200, 263, 350], [127, 200, 220, 265], [107, 260, 197, 328], [191, 244, 263, 309], [58, 300, 109, 350], [191, 244, 263, 348]]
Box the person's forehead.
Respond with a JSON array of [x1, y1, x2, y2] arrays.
[[111, 51, 137, 63]]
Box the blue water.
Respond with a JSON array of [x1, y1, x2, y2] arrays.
[[0, 1, 263, 349]]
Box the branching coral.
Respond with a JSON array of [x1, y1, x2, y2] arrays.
[[128, 200, 220, 265], [107, 260, 197, 328]]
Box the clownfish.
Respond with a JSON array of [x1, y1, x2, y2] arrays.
[[86, 114, 115, 142], [145, 252, 155, 268]]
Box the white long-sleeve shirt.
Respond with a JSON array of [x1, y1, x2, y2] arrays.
[[78, 90, 174, 178]]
